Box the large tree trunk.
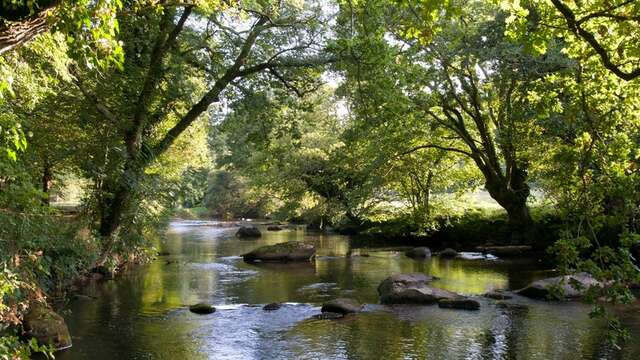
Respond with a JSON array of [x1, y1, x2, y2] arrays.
[[483, 167, 534, 243]]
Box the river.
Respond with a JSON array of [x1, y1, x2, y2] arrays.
[[56, 220, 640, 359]]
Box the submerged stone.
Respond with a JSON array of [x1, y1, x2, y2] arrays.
[[483, 290, 513, 300], [243, 241, 316, 262], [312, 312, 344, 320], [321, 298, 363, 314], [405, 247, 432, 259], [437, 297, 480, 310], [23, 304, 72, 350], [267, 225, 283, 231], [189, 303, 216, 314], [236, 226, 262, 238], [439, 248, 458, 258], [475, 245, 532, 257]]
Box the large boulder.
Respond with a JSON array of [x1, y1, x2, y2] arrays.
[[516, 272, 601, 300], [236, 226, 262, 238], [437, 297, 480, 310], [439, 248, 458, 258], [23, 305, 72, 350], [405, 247, 432, 259], [377, 273, 456, 304], [321, 298, 363, 314], [243, 241, 316, 262]]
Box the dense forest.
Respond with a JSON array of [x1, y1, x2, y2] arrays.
[[1, 0, 640, 358]]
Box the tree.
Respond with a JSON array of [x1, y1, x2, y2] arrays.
[[503, 0, 640, 81], [68, 1, 334, 259], [337, 0, 572, 231]]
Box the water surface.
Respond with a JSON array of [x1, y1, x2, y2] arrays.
[[57, 221, 640, 359]]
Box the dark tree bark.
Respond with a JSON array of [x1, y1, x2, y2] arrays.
[[41, 159, 53, 205], [0, 1, 58, 55]]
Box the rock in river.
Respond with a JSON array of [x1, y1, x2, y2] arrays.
[[437, 297, 481, 310], [263, 302, 282, 311], [312, 312, 344, 320], [405, 247, 431, 259], [267, 225, 283, 231], [483, 290, 513, 300], [377, 273, 457, 304], [189, 303, 216, 314], [516, 272, 601, 300], [439, 248, 458, 258], [321, 298, 363, 314], [243, 241, 316, 262], [23, 304, 72, 350], [236, 226, 262, 238]]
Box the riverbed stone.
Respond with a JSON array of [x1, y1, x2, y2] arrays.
[[267, 225, 283, 231], [321, 298, 363, 314], [243, 241, 316, 262], [437, 297, 480, 310], [263, 302, 282, 311], [405, 247, 432, 259], [377, 273, 455, 304], [236, 226, 262, 238], [189, 303, 216, 314], [23, 304, 72, 350], [439, 248, 458, 258], [475, 245, 532, 257], [516, 272, 601, 300], [312, 312, 344, 320], [483, 290, 513, 300]]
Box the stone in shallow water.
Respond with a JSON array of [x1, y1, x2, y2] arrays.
[[516, 272, 601, 300], [312, 312, 344, 320], [439, 248, 458, 258], [189, 303, 216, 314], [483, 290, 513, 300], [321, 298, 363, 314], [405, 247, 432, 259], [437, 297, 480, 310], [23, 305, 72, 350], [495, 302, 529, 312], [267, 225, 283, 231], [263, 302, 282, 311], [377, 273, 455, 304], [236, 226, 262, 238], [243, 241, 316, 262]]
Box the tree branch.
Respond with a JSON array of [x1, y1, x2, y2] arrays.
[[550, 0, 640, 81]]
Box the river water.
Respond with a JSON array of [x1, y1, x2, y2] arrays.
[[57, 221, 640, 360]]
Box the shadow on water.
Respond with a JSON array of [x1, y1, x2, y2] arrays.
[[54, 221, 640, 360]]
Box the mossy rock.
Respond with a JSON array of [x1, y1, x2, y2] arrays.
[[243, 241, 315, 262], [23, 305, 72, 350]]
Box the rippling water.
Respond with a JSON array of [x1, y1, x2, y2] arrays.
[[56, 221, 640, 359]]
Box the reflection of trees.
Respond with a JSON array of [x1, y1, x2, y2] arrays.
[[61, 227, 638, 360]]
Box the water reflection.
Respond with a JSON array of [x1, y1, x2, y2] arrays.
[[56, 221, 638, 360]]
